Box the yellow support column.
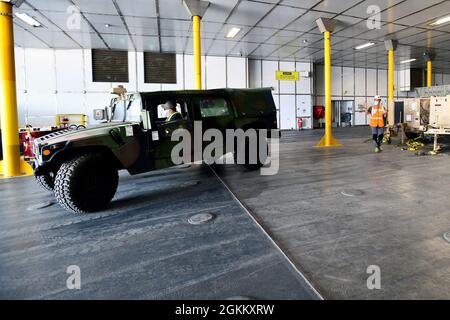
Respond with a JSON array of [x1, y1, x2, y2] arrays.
[[183, 0, 209, 90], [192, 15, 202, 90], [427, 60, 432, 88], [384, 39, 397, 130], [387, 49, 395, 126], [0, 1, 33, 178], [316, 29, 341, 147]]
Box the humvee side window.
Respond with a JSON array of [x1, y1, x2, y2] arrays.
[[156, 102, 184, 120], [199, 98, 229, 118]]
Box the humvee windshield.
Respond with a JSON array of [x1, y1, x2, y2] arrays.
[[108, 93, 142, 122]]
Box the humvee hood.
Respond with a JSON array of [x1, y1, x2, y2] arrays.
[[35, 122, 136, 146]]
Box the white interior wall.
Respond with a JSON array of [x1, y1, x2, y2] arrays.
[[13, 47, 450, 130], [313, 65, 450, 126], [13, 48, 247, 127], [248, 59, 314, 130]]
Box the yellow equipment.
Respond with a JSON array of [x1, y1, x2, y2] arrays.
[[55, 114, 87, 128]]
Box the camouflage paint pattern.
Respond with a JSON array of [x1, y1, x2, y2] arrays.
[[33, 88, 277, 176]]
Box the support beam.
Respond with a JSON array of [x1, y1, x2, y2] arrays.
[[424, 52, 435, 88], [193, 15, 202, 89], [315, 18, 341, 148], [427, 60, 432, 88], [385, 39, 397, 127], [183, 0, 210, 90], [387, 49, 395, 126], [0, 1, 32, 178]]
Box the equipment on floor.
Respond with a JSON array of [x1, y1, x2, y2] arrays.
[[405, 137, 425, 151], [396, 86, 450, 153], [428, 96, 450, 131], [423, 96, 450, 153], [403, 98, 430, 137]]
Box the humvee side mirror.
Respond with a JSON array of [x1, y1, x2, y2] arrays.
[[141, 110, 152, 130]]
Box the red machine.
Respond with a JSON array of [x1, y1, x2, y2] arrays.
[[313, 105, 325, 119], [19, 127, 65, 161], [19, 114, 87, 161]]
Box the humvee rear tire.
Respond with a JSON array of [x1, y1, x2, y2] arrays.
[[35, 173, 55, 191], [54, 153, 118, 213]]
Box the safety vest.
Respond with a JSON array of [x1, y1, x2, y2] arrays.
[[369, 105, 385, 127], [166, 111, 181, 122]]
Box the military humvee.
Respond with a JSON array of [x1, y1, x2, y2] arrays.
[[33, 88, 278, 213]]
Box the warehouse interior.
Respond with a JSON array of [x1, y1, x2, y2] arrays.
[[1, 0, 450, 300]]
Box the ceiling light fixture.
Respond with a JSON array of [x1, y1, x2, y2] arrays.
[[14, 12, 41, 27], [430, 15, 450, 26], [226, 27, 241, 39], [400, 58, 417, 64], [354, 42, 375, 50]]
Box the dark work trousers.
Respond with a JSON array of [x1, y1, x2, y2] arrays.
[[371, 126, 384, 147]]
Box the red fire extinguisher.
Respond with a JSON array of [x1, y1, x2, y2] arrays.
[[297, 117, 303, 130]]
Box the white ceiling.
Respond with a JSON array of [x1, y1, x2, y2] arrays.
[[11, 0, 450, 72]]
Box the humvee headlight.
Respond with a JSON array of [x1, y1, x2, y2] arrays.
[[42, 143, 64, 157]]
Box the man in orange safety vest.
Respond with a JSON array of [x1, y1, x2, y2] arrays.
[[366, 95, 387, 153]]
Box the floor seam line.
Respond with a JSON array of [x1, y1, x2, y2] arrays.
[[207, 163, 325, 300]]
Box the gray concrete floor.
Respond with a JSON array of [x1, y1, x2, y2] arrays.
[[217, 126, 450, 299], [0, 162, 319, 299], [2, 126, 449, 299]]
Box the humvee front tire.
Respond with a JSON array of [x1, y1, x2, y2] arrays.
[[35, 173, 55, 191], [54, 153, 118, 213]]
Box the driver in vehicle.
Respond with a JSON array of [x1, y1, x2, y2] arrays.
[[163, 100, 182, 122]]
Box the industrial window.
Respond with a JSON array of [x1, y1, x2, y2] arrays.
[[144, 52, 177, 84], [199, 98, 229, 118], [92, 49, 129, 82]]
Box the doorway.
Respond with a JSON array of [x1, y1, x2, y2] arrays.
[[332, 100, 354, 127]]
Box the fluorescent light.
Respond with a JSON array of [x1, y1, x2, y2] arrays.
[[226, 27, 241, 38], [354, 42, 375, 50], [15, 12, 41, 27], [430, 15, 450, 26], [400, 58, 417, 64]]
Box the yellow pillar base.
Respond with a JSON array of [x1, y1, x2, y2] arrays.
[[315, 135, 342, 148], [0, 158, 34, 179]]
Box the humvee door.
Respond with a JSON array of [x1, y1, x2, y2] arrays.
[[192, 93, 235, 162], [148, 96, 194, 169]]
